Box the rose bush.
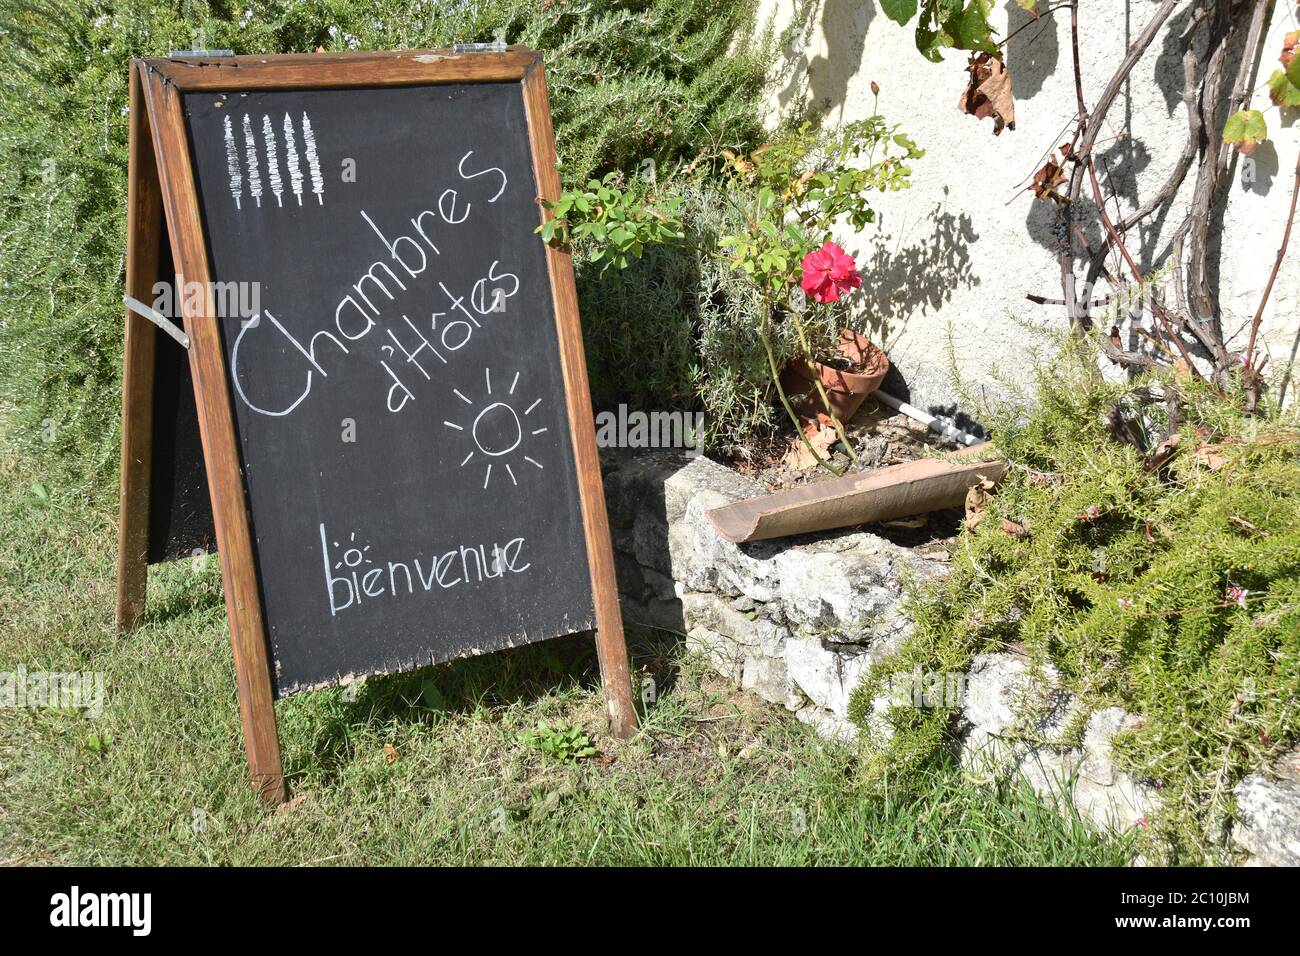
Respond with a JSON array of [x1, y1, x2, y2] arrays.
[[543, 113, 922, 471]]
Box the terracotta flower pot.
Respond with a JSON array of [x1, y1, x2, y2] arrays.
[[780, 330, 890, 422]]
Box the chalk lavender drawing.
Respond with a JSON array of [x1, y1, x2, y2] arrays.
[[283, 113, 304, 206], [261, 114, 283, 208], [223, 115, 242, 209], [302, 112, 325, 205], [242, 114, 263, 208], [443, 368, 546, 490]]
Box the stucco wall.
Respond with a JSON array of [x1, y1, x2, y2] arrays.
[[758, 0, 1300, 415]]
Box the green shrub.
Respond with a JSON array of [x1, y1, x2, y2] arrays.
[[0, 0, 771, 495], [570, 114, 923, 455], [849, 340, 1300, 862], [575, 179, 796, 450]]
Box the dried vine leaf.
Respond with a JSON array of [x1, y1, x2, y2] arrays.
[[1029, 153, 1065, 201], [1145, 433, 1181, 472], [957, 52, 1015, 135], [782, 424, 836, 470], [964, 476, 997, 530], [1194, 443, 1227, 471], [1223, 109, 1267, 157]]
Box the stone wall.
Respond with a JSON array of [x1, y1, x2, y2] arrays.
[[602, 449, 1299, 862], [603, 450, 941, 741]]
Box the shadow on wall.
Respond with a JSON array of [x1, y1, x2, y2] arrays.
[[772, 0, 872, 122], [1004, 0, 1060, 100], [856, 199, 981, 348], [1154, 2, 1194, 115], [1242, 139, 1281, 196]]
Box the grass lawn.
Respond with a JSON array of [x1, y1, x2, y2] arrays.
[[0, 433, 1133, 866]]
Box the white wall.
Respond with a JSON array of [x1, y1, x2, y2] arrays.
[[759, 0, 1300, 415]]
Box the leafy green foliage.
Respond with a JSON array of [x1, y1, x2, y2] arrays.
[[538, 171, 685, 269], [1267, 62, 1300, 108], [574, 180, 780, 450], [554, 112, 920, 459], [849, 342, 1300, 862], [1222, 108, 1268, 155], [901, 0, 999, 62], [518, 720, 598, 764], [879, 0, 918, 27], [713, 118, 922, 300], [0, 0, 771, 495]]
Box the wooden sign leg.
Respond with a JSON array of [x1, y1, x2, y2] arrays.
[[116, 65, 163, 634], [521, 61, 638, 739], [140, 62, 287, 803], [589, 539, 639, 739]]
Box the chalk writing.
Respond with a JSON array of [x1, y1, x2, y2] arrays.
[[320, 524, 532, 616], [302, 112, 324, 204], [242, 114, 263, 208], [228, 151, 521, 419]]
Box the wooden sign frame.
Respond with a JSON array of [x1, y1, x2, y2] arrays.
[[116, 47, 637, 804]]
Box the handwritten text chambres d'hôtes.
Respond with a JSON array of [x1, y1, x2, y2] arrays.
[[230, 150, 522, 419]]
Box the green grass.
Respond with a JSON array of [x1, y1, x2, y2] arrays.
[[0, 432, 1132, 865]]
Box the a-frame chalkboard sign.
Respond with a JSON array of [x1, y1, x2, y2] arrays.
[[116, 47, 636, 803]]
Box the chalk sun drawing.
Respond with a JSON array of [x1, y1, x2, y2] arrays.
[[283, 113, 304, 206], [242, 114, 263, 208], [330, 531, 373, 571], [223, 115, 242, 209], [261, 114, 284, 207], [302, 112, 324, 205], [443, 368, 547, 490]]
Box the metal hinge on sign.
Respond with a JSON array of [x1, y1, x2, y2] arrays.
[[454, 29, 508, 53], [167, 49, 234, 58], [124, 295, 190, 350]]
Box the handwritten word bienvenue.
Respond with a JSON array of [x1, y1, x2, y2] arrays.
[[230, 151, 519, 418], [320, 524, 532, 616]]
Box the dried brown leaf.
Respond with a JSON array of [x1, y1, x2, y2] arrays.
[[1030, 155, 1066, 202], [782, 424, 837, 471], [964, 477, 997, 531], [1000, 518, 1027, 537], [958, 53, 1016, 135], [1145, 433, 1181, 472]]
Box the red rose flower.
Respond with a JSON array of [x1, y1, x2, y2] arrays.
[[800, 242, 861, 304]]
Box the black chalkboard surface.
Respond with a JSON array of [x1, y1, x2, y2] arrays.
[[181, 81, 593, 695]]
